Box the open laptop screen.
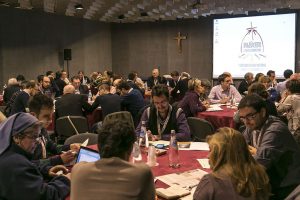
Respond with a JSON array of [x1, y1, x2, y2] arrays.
[[76, 146, 100, 163]]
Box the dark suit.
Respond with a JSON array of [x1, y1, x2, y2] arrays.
[[146, 76, 167, 89], [55, 93, 92, 119], [238, 80, 251, 95], [3, 85, 21, 104], [91, 93, 121, 118], [168, 79, 178, 89], [171, 78, 189, 102]]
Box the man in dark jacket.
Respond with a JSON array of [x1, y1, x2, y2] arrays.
[[55, 85, 92, 119], [146, 68, 167, 89], [118, 81, 145, 126], [239, 94, 300, 199]]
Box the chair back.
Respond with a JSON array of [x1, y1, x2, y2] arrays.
[[103, 111, 134, 129], [56, 116, 89, 140], [64, 133, 98, 145], [187, 117, 214, 142], [284, 184, 300, 200]]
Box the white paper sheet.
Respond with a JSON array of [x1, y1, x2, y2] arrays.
[[157, 169, 208, 188], [197, 159, 210, 169], [81, 138, 89, 147], [179, 142, 209, 151]]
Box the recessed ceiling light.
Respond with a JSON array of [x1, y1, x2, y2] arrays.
[[75, 4, 83, 10]]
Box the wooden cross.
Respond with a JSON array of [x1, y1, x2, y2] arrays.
[[174, 32, 187, 53]]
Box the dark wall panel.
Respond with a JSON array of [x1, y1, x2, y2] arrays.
[[0, 7, 111, 85]]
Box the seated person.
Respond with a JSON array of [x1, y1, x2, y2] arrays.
[[55, 85, 92, 119], [146, 68, 167, 89], [71, 113, 155, 200], [194, 127, 270, 200], [0, 113, 70, 199], [117, 81, 145, 126], [170, 72, 190, 102], [10, 80, 38, 116], [277, 79, 300, 134], [239, 94, 300, 199], [91, 83, 121, 119], [258, 75, 279, 102], [29, 94, 80, 166], [208, 73, 242, 104], [248, 83, 278, 117], [136, 85, 190, 141], [238, 72, 254, 95], [178, 78, 209, 118]]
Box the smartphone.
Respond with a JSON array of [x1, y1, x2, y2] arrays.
[[155, 144, 165, 149]]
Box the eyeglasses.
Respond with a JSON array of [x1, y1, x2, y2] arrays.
[[24, 134, 40, 142], [240, 111, 258, 122]]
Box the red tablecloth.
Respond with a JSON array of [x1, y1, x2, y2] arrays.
[[197, 106, 236, 129], [65, 145, 209, 200], [88, 145, 209, 188]]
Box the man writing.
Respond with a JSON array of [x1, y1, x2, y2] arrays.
[[238, 94, 300, 199]]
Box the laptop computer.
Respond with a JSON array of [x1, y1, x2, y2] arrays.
[[75, 146, 101, 163]]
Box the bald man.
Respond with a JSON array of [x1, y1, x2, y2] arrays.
[[63, 84, 75, 94], [55, 85, 92, 119], [146, 68, 167, 89]]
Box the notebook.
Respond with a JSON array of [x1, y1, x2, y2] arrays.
[[75, 146, 100, 163]]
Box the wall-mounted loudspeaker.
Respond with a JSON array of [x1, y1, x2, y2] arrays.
[[64, 49, 72, 60]]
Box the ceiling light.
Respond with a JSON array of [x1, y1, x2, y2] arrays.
[[75, 4, 83, 10]]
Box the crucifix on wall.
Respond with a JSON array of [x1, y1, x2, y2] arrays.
[[174, 32, 187, 53]]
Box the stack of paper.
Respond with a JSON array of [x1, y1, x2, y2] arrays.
[[156, 185, 191, 199], [206, 105, 223, 112], [157, 169, 207, 188]]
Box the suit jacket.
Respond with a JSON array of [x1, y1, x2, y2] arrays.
[[55, 93, 92, 119], [71, 157, 155, 200], [171, 78, 189, 102], [238, 79, 250, 95], [3, 85, 21, 104], [146, 76, 167, 89]]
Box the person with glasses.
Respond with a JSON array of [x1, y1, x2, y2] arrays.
[[178, 78, 209, 118], [29, 94, 80, 166], [208, 73, 242, 104], [0, 112, 70, 199], [238, 94, 300, 200]]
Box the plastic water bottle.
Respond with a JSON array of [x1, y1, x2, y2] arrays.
[[230, 94, 236, 108], [2, 84, 7, 95], [131, 141, 142, 163], [139, 121, 147, 147], [169, 130, 180, 168], [88, 90, 92, 101]]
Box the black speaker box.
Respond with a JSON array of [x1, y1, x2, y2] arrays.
[[64, 49, 72, 60]]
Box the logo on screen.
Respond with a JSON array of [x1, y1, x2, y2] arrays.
[[239, 22, 265, 59]]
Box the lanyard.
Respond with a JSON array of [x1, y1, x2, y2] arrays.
[[157, 105, 172, 139]]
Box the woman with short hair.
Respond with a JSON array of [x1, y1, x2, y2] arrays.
[[178, 78, 209, 118]]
